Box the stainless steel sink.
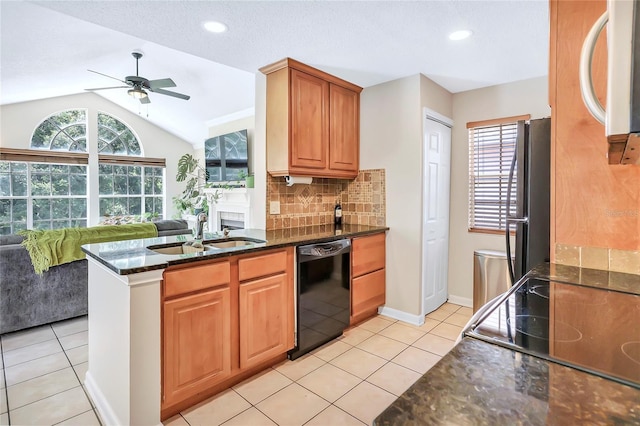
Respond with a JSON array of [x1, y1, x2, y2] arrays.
[[204, 237, 266, 250], [150, 245, 213, 255]]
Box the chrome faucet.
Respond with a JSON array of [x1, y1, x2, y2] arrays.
[[194, 212, 207, 240], [223, 227, 230, 237]]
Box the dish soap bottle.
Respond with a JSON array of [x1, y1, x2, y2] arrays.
[[334, 201, 343, 226]]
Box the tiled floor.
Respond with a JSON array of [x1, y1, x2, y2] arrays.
[[0, 302, 470, 426]]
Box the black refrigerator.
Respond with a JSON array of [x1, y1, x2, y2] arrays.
[[506, 117, 551, 284]]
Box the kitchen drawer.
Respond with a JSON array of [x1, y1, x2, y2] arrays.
[[352, 233, 385, 277], [351, 268, 386, 318], [164, 261, 231, 298], [238, 249, 288, 282]]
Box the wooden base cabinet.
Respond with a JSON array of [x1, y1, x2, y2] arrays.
[[261, 57, 362, 179], [351, 233, 386, 324]]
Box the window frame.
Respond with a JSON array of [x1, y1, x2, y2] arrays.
[[467, 114, 530, 235]]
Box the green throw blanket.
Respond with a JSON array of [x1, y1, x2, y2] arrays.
[[20, 223, 158, 274]]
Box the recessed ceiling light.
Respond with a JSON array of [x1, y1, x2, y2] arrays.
[[449, 30, 473, 41], [203, 21, 228, 33]]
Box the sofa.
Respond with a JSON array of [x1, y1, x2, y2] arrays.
[[0, 220, 192, 335]]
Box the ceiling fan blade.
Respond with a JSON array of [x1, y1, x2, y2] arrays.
[[147, 78, 176, 89], [140, 96, 151, 105], [88, 69, 128, 84], [149, 87, 190, 100], [85, 86, 130, 91]]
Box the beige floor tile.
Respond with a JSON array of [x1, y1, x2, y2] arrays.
[[82, 385, 96, 408], [7, 366, 80, 409], [0, 390, 6, 414], [274, 354, 325, 381], [223, 407, 276, 425], [329, 347, 387, 380], [232, 369, 292, 405], [3, 339, 63, 368], [0, 413, 7, 425], [414, 318, 440, 332], [297, 363, 361, 402], [367, 362, 421, 396], [392, 347, 442, 374], [306, 405, 365, 426], [426, 309, 450, 321], [0, 354, 3, 369], [378, 323, 426, 345], [57, 409, 101, 425], [182, 389, 251, 426], [444, 312, 472, 327], [256, 383, 329, 426], [356, 315, 395, 333], [0, 369, 3, 389], [339, 327, 374, 346], [59, 331, 88, 351], [73, 362, 89, 383], [335, 381, 396, 425], [457, 306, 473, 316], [163, 414, 190, 426], [65, 345, 88, 366], [311, 340, 352, 362], [0, 325, 55, 352], [412, 333, 457, 356], [356, 334, 408, 360], [52, 316, 88, 338], [430, 322, 463, 341], [5, 351, 70, 386], [9, 386, 91, 425], [439, 302, 461, 313]]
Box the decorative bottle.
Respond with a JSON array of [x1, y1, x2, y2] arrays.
[[334, 201, 343, 226]]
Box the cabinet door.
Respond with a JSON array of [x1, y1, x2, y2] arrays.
[[351, 268, 386, 320], [290, 69, 329, 170], [329, 84, 359, 175], [163, 287, 231, 407], [239, 273, 293, 369], [352, 233, 386, 277]]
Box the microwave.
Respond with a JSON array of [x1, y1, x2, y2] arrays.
[[580, 0, 640, 165]]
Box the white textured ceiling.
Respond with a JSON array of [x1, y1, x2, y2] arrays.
[[1, 0, 549, 146]]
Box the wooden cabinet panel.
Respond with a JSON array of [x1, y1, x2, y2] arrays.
[[164, 261, 230, 298], [239, 273, 293, 369], [163, 287, 231, 407], [238, 250, 287, 282], [290, 69, 329, 170], [351, 268, 386, 318], [352, 233, 386, 277], [329, 84, 359, 174]]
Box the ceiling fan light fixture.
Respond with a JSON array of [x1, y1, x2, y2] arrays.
[[203, 21, 228, 33], [449, 30, 473, 41], [128, 88, 148, 99]]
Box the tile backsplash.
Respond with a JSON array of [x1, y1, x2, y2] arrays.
[[266, 169, 386, 230], [555, 243, 640, 275]]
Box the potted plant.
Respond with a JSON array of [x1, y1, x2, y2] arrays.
[[173, 154, 219, 218]]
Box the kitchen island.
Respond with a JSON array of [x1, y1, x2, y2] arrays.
[[81, 224, 387, 425], [375, 263, 640, 425]]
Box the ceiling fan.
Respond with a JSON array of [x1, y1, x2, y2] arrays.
[[85, 51, 190, 104]]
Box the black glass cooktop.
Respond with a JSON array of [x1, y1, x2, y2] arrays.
[[465, 277, 640, 389]]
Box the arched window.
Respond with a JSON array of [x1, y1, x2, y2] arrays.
[[31, 109, 87, 152], [97, 113, 142, 155]]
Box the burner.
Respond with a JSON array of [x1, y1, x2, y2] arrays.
[[621, 341, 640, 365], [507, 315, 582, 343]]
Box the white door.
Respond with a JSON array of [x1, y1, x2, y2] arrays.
[[421, 109, 452, 316]]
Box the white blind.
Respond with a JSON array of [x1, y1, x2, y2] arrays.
[[468, 121, 519, 232]]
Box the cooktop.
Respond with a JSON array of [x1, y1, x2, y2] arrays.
[[464, 276, 640, 389]]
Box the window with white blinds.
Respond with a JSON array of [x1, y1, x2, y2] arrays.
[[467, 115, 529, 233]]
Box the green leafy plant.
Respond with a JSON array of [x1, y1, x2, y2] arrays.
[[173, 154, 222, 217]]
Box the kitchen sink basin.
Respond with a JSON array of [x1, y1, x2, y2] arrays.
[[204, 237, 266, 249], [149, 244, 213, 255]]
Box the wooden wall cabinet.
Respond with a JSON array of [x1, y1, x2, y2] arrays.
[[161, 248, 294, 418], [260, 58, 362, 179], [351, 233, 386, 324]]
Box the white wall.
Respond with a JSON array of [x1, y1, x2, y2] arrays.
[[0, 92, 194, 222], [360, 74, 453, 319], [448, 76, 550, 304]]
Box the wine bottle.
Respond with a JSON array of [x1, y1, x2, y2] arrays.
[[334, 202, 342, 225]]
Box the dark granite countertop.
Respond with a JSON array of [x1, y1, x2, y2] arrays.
[[81, 224, 388, 275], [375, 337, 640, 426], [528, 262, 640, 295]]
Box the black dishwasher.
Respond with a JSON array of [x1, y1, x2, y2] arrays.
[[288, 239, 351, 360]]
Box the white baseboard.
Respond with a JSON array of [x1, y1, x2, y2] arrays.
[[85, 371, 124, 426], [447, 295, 473, 308], [378, 306, 425, 326]]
